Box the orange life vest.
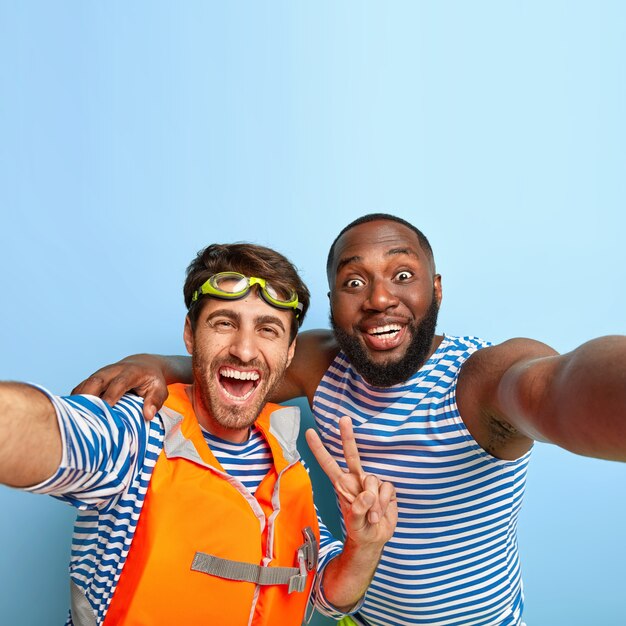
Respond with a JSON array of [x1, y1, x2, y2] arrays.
[[103, 384, 320, 626]]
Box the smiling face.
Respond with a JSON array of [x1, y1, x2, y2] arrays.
[[328, 219, 442, 387], [183, 292, 296, 442]]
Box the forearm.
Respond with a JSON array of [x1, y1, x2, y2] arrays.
[[319, 538, 383, 612], [0, 382, 62, 487], [159, 355, 193, 385], [499, 336, 626, 461]]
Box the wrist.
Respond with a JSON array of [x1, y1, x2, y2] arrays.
[[342, 536, 385, 566]]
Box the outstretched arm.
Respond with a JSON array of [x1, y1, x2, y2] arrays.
[[496, 335, 626, 461], [0, 383, 61, 487], [306, 416, 397, 612], [462, 335, 626, 461]]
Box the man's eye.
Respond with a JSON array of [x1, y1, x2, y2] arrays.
[[344, 278, 365, 289], [260, 326, 279, 337], [394, 271, 413, 282], [212, 319, 234, 330]]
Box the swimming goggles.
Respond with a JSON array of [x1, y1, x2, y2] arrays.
[[191, 272, 303, 317]]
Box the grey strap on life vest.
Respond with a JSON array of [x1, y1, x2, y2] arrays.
[[191, 526, 318, 594]]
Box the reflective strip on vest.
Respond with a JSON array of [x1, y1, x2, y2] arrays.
[[70, 581, 97, 626]]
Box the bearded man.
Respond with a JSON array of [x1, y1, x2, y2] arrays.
[[75, 214, 626, 626]]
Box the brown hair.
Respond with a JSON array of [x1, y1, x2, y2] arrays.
[[184, 243, 310, 340]]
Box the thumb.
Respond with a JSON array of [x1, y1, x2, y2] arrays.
[[143, 402, 157, 421], [143, 387, 168, 421]]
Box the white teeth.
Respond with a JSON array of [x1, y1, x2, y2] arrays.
[[368, 324, 402, 335], [220, 368, 260, 381]]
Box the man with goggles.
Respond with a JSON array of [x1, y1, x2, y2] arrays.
[[0, 242, 396, 626]]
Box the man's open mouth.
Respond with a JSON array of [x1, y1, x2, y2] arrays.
[[362, 323, 407, 350], [218, 367, 261, 401], [367, 324, 402, 339]]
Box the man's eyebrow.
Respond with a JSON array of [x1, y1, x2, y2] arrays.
[[386, 247, 419, 258], [335, 255, 362, 274], [336, 248, 419, 273], [207, 309, 240, 322], [256, 314, 286, 332]]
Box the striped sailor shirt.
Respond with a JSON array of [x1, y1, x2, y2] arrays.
[[313, 335, 531, 626], [25, 389, 343, 624]]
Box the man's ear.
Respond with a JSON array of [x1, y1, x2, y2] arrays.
[[183, 316, 194, 355], [434, 274, 443, 308], [286, 337, 297, 369]]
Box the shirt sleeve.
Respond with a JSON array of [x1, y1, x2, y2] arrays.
[[23, 387, 150, 510]]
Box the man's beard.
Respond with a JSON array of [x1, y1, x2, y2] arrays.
[[192, 352, 287, 433], [331, 295, 439, 388]]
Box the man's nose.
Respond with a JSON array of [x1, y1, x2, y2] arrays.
[[363, 279, 400, 311], [228, 329, 260, 363]]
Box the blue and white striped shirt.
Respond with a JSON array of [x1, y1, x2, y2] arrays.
[[201, 426, 274, 494], [313, 335, 531, 626], [26, 389, 343, 624]]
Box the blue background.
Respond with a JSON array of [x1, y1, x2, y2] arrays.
[[1, 2, 625, 624]]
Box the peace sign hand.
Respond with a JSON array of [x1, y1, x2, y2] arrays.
[[305, 416, 397, 548]]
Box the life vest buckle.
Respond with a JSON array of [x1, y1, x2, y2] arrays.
[[287, 527, 318, 594], [300, 526, 318, 571], [288, 550, 308, 593]]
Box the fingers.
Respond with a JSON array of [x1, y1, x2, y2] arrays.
[[338, 416, 363, 476], [71, 366, 127, 402], [71, 371, 112, 396], [71, 367, 166, 422], [142, 387, 169, 421], [306, 416, 361, 479], [377, 480, 396, 520], [100, 375, 137, 407], [350, 489, 377, 529], [143, 403, 157, 421], [351, 475, 397, 526], [362, 474, 382, 524], [71, 357, 171, 423], [305, 428, 343, 483], [307, 420, 395, 525]]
